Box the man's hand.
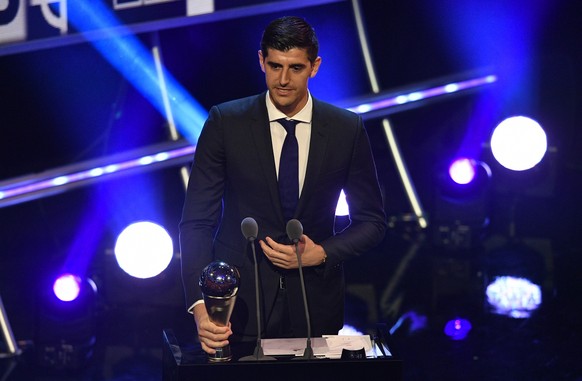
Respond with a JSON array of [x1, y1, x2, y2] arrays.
[[260, 234, 326, 269], [193, 303, 232, 355]]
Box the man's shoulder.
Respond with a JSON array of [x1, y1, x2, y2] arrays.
[[312, 97, 360, 122], [215, 93, 265, 115]]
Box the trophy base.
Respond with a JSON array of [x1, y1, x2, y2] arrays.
[[208, 346, 232, 362]]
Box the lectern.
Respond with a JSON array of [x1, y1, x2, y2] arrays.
[[162, 329, 402, 381]]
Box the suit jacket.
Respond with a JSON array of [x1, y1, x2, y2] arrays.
[[180, 92, 386, 341]]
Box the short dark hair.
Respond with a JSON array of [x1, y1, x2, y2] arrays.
[[260, 16, 319, 63]]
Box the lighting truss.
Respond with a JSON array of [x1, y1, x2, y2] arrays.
[[0, 140, 195, 208], [340, 73, 497, 120], [0, 73, 496, 209]]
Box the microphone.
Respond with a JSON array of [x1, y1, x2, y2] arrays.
[[286, 219, 315, 360], [239, 217, 276, 362], [286, 218, 303, 244], [241, 216, 258, 241]]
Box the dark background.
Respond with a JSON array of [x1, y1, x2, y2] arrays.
[[1, 1, 581, 380]]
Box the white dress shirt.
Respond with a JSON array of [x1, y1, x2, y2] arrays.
[[265, 91, 313, 196]]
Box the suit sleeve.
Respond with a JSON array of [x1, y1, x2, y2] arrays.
[[320, 116, 386, 270], [179, 106, 225, 311]]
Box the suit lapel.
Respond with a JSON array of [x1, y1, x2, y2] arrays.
[[298, 99, 330, 214], [248, 94, 285, 220], [247, 96, 331, 222]]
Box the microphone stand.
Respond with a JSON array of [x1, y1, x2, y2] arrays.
[[239, 238, 276, 362], [293, 240, 315, 360]]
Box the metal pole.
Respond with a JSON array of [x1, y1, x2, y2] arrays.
[[0, 295, 21, 357], [151, 32, 191, 190], [351, 0, 428, 228]]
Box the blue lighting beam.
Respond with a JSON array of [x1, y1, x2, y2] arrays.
[[66, 2, 207, 144]]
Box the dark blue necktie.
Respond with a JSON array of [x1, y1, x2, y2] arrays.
[[277, 119, 300, 221]]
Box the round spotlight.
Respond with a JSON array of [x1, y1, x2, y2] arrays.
[[490, 116, 547, 171], [114, 221, 174, 279], [449, 158, 476, 185], [444, 318, 472, 341], [437, 158, 491, 202], [53, 273, 82, 302]]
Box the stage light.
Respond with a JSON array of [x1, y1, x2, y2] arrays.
[[490, 116, 547, 171], [486, 276, 542, 319], [36, 276, 98, 370], [114, 221, 174, 279], [482, 240, 546, 319], [441, 159, 491, 196], [449, 158, 477, 185], [53, 274, 82, 302], [432, 159, 491, 249], [444, 318, 472, 341]]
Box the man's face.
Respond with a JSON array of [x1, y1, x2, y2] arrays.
[[258, 47, 321, 117]]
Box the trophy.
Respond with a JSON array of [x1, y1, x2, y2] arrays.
[[199, 260, 240, 362]]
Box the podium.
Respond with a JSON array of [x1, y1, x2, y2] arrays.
[[162, 329, 402, 381]]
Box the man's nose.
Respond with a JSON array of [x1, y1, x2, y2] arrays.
[[279, 68, 290, 85]]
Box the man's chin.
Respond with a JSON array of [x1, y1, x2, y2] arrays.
[[271, 99, 294, 112]]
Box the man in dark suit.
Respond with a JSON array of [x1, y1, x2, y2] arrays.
[[180, 16, 386, 355]]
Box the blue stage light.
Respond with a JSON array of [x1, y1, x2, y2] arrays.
[[444, 318, 472, 341], [432, 159, 491, 249], [53, 273, 82, 302], [449, 158, 477, 185], [114, 221, 174, 279], [37, 275, 98, 370], [437, 158, 491, 202]]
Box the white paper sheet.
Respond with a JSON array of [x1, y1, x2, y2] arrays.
[[261, 335, 374, 359]]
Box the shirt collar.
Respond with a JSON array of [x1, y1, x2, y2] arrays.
[[266, 91, 313, 124]]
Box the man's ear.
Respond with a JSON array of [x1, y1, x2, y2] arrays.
[[310, 56, 322, 78], [258, 50, 266, 73]]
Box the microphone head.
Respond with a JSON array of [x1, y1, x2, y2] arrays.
[[286, 219, 303, 243], [241, 217, 258, 241]]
